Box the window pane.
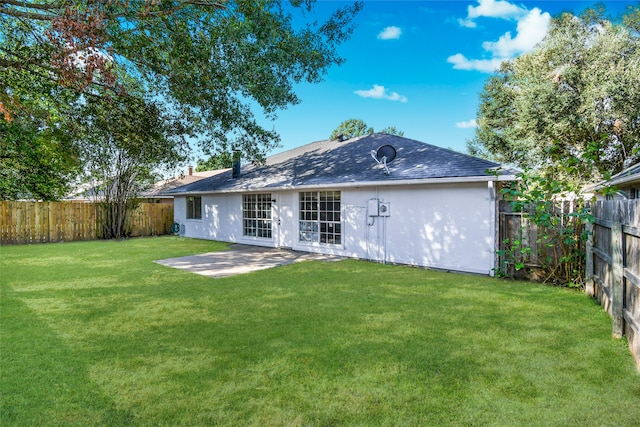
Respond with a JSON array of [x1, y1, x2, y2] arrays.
[[299, 221, 318, 242], [194, 197, 202, 219]]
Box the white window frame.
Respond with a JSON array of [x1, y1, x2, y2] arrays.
[[299, 191, 342, 245], [242, 193, 273, 239], [186, 196, 202, 220]]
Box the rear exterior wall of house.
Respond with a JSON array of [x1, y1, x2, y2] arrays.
[[173, 181, 496, 275]]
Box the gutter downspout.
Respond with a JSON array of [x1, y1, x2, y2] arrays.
[[489, 180, 497, 277]]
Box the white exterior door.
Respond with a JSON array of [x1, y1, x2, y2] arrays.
[[273, 192, 294, 249]]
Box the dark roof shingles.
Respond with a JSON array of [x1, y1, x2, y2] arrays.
[[165, 134, 502, 194]]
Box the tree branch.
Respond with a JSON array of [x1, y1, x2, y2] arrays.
[[0, 0, 63, 10], [0, 0, 226, 21], [0, 5, 56, 20]]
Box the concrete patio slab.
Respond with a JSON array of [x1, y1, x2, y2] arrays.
[[154, 244, 343, 278]]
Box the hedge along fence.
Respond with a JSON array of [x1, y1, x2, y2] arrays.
[[0, 201, 174, 245]]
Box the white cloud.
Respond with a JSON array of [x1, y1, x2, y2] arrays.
[[447, 54, 505, 73], [354, 84, 408, 103], [466, 0, 527, 22], [482, 8, 550, 57], [458, 18, 478, 29], [377, 26, 402, 40], [450, 1, 551, 73], [455, 119, 478, 129]]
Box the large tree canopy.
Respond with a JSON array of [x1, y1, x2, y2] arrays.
[[468, 5, 640, 183], [0, 67, 81, 200], [1, 0, 362, 199], [0, 108, 79, 200]]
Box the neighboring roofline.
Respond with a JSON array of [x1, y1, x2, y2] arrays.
[[169, 174, 517, 196], [141, 168, 230, 197], [588, 162, 640, 192]]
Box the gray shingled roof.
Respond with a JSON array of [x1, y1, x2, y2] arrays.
[[602, 162, 640, 188], [140, 169, 229, 197], [164, 133, 511, 195], [586, 161, 640, 192]]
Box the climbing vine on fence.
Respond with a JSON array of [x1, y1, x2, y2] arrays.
[[497, 169, 593, 287]]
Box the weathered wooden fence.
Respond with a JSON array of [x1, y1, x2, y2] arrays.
[[586, 200, 640, 367], [497, 200, 586, 282], [498, 200, 539, 276], [0, 201, 174, 245]]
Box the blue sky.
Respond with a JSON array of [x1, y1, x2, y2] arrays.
[[256, 0, 636, 155]]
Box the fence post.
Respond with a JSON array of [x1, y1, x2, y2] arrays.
[[611, 203, 624, 338], [585, 221, 594, 296]]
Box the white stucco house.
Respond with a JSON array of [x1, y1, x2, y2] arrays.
[[164, 133, 516, 275]]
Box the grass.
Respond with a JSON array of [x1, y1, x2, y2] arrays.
[[1, 236, 639, 426]]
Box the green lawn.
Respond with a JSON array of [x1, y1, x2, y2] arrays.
[[1, 237, 639, 426]]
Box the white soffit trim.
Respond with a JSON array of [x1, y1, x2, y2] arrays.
[[173, 174, 517, 196]]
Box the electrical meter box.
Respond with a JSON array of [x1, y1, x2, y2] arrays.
[[378, 202, 391, 217], [368, 199, 379, 216]]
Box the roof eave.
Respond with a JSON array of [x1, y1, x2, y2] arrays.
[[167, 174, 517, 196]]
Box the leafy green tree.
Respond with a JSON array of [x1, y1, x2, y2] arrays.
[[330, 119, 404, 140], [470, 5, 640, 286], [469, 6, 640, 183], [196, 152, 233, 172], [330, 118, 373, 140], [1, 1, 363, 164], [378, 126, 404, 137], [0, 115, 79, 200], [76, 94, 188, 239], [0, 73, 81, 200]]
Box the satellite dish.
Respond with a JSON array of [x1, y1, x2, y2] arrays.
[[370, 145, 397, 175], [376, 145, 397, 163]]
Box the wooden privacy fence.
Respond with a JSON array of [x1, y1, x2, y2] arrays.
[[586, 200, 640, 367], [497, 200, 586, 282], [1, 201, 174, 245]]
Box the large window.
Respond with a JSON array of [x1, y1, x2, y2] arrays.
[[243, 194, 272, 238], [186, 196, 202, 219], [299, 191, 341, 244]]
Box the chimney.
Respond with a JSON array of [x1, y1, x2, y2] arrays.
[[232, 151, 241, 178], [188, 166, 193, 176]]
